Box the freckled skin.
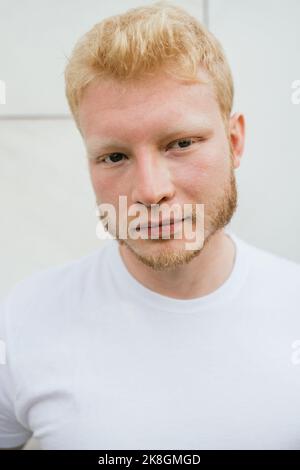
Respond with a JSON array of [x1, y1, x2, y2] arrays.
[[78, 67, 245, 298]]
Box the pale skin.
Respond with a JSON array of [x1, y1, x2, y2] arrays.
[[78, 66, 245, 300]]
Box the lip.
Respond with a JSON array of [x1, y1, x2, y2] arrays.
[[138, 218, 185, 230]]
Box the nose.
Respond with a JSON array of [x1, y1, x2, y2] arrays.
[[130, 152, 175, 206]]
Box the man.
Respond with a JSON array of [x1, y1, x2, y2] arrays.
[[1, 1, 300, 450]]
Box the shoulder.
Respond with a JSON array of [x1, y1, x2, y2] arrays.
[[240, 236, 300, 273], [233, 233, 300, 294], [1, 242, 111, 328]]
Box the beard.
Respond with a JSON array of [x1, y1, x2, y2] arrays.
[[99, 156, 238, 272]]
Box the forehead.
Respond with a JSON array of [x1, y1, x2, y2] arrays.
[[78, 67, 221, 141]]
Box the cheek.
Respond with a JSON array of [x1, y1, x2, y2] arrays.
[[175, 147, 229, 195], [89, 167, 133, 212], [89, 167, 117, 202]]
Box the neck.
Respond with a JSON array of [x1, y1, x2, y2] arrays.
[[118, 228, 236, 300]]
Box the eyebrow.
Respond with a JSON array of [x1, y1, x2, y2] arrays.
[[86, 137, 129, 159], [85, 122, 213, 159]]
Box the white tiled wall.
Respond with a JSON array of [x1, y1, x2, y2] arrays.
[[0, 119, 101, 297], [209, 0, 300, 260]]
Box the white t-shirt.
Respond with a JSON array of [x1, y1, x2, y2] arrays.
[[1, 230, 300, 450]]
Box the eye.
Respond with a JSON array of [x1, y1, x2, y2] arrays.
[[95, 137, 203, 165], [96, 153, 127, 165], [167, 137, 202, 150]]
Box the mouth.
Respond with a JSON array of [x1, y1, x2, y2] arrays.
[[137, 217, 186, 231]]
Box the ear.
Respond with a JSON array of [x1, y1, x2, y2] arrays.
[[228, 112, 245, 169]]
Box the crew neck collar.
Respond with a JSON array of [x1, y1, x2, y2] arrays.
[[105, 228, 249, 313]]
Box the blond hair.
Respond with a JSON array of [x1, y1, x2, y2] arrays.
[[64, 1, 234, 131]]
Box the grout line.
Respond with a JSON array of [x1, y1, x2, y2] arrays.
[[0, 114, 72, 120], [202, 0, 209, 29]]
